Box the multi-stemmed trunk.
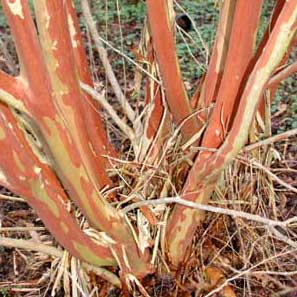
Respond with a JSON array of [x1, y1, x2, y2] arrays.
[[0, 0, 296, 288]]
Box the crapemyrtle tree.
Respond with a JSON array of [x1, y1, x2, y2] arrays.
[[0, 0, 296, 292]]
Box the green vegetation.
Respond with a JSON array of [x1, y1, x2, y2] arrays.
[[272, 75, 297, 132], [0, 287, 10, 297], [175, 0, 219, 81]]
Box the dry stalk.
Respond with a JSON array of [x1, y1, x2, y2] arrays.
[[267, 61, 297, 88], [204, 249, 297, 297], [80, 82, 139, 152], [0, 236, 121, 288], [238, 156, 297, 194], [121, 196, 297, 228], [242, 128, 297, 152], [0, 193, 25, 202], [80, 0, 137, 125], [0, 227, 46, 232]]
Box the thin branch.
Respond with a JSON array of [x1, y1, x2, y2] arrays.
[[81, 14, 160, 85], [174, 0, 209, 64], [191, 129, 297, 154], [252, 269, 297, 276], [0, 227, 46, 232], [249, 159, 297, 194], [0, 236, 63, 257], [80, 82, 138, 152], [80, 0, 136, 124], [0, 236, 121, 288], [242, 128, 297, 152], [267, 61, 297, 88], [0, 193, 25, 202], [83, 263, 121, 288], [268, 226, 297, 249], [120, 196, 297, 228], [204, 249, 297, 297]]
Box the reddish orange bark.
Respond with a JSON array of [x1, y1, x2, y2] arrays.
[[146, 0, 201, 140], [166, 0, 297, 267], [65, 0, 117, 160], [0, 102, 114, 266], [0, 0, 150, 277]]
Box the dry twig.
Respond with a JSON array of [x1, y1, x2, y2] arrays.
[[0, 236, 121, 288], [80, 0, 136, 124], [121, 196, 297, 228]]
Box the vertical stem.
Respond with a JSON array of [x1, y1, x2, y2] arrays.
[[65, 0, 117, 159], [146, 0, 200, 140], [197, 0, 236, 110]]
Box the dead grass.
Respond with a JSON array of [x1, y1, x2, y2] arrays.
[[0, 132, 296, 296]]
